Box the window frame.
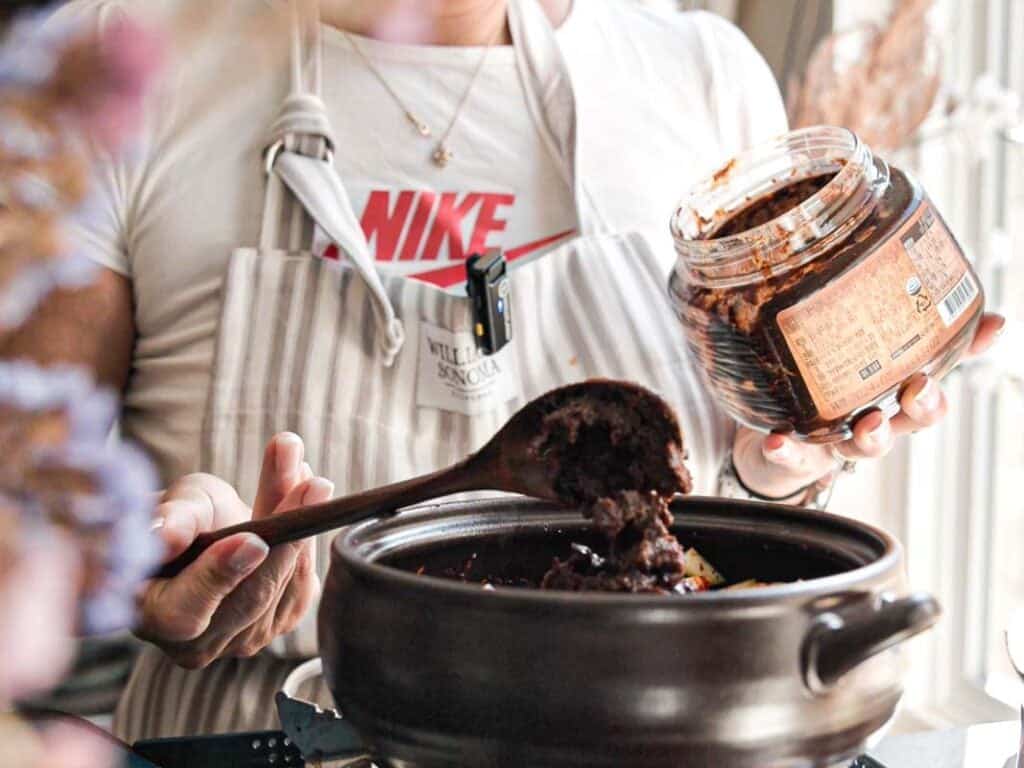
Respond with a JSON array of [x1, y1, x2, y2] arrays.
[[884, 0, 1021, 725]]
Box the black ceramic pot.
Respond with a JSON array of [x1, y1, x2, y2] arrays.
[[318, 496, 939, 768]]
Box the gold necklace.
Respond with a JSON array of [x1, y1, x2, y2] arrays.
[[343, 30, 499, 168]]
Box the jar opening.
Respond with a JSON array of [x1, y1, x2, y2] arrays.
[[671, 126, 890, 289]]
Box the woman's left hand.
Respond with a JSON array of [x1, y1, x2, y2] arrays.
[[732, 312, 1006, 500]]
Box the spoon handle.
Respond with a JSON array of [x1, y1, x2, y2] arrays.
[[153, 459, 482, 580]]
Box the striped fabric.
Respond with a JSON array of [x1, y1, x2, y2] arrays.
[[112, 0, 730, 741], [114, 228, 729, 740]]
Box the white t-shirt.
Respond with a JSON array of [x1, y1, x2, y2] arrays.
[[312, 27, 578, 287], [58, 0, 787, 485]]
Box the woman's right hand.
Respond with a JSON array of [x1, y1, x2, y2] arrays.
[[136, 433, 333, 669]]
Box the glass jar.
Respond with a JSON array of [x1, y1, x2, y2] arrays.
[[668, 126, 985, 442]]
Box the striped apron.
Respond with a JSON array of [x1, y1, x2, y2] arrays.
[[114, 0, 730, 740]]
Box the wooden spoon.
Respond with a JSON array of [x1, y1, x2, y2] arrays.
[[154, 379, 689, 579]]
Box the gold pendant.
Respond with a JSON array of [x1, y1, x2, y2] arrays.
[[405, 111, 431, 137], [432, 144, 453, 168]]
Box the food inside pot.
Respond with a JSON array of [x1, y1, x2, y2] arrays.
[[521, 382, 731, 593], [391, 515, 848, 590], [417, 380, 772, 593], [540, 491, 731, 594]]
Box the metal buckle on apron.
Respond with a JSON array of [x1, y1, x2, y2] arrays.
[[466, 248, 512, 356]]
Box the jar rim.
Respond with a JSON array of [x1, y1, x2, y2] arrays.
[[671, 126, 889, 288]]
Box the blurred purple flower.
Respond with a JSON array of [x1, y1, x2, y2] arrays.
[[56, 440, 163, 634], [0, 263, 70, 330], [0, 5, 71, 88], [0, 510, 78, 703], [0, 6, 162, 329], [13, 170, 59, 209], [0, 0, 165, 726], [0, 110, 53, 159], [0, 362, 161, 636], [0, 362, 98, 422]]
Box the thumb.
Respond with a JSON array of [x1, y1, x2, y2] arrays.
[[139, 533, 269, 643]]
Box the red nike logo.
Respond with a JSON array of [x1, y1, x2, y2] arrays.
[[321, 188, 576, 288], [408, 228, 575, 287]]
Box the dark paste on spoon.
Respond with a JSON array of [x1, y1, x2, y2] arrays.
[[527, 379, 692, 503], [525, 381, 697, 594]]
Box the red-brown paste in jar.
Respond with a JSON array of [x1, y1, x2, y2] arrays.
[[677, 167, 983, 439], [711, 174, 836, 238]]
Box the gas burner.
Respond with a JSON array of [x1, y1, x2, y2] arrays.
[[274, 687, 368, 767], [129, 660, 889, 768], [274, 685, 889, 768], [133, 688, 887, 768], [131, 659, 371, 768]]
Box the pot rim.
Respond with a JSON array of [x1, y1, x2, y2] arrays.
[[331, 495, 904, 607]]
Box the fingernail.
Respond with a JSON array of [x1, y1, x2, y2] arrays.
[[276, 433, 303, 472], [764, 439, 793, 464], [914, 377, 939, 410], [301, 461, 313, 479], [866, 415, 891, 446], [228, 534, 269, 573], [302, 477, 334, 504], [994, 315, 1007, 337], [163, 507, 192, 536], [149, 517, 165, 533]]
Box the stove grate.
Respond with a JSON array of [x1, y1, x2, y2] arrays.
[[130, 729, 886, 768], [126, 689, 889, 768]]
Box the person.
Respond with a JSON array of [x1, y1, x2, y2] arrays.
[[4, 0, 1002, 741]]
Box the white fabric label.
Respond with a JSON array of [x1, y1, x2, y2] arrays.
[[416, 322, 520, 415]]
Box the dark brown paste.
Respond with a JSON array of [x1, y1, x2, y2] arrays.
[[541, 491, 708, 594], [677, 167, 934, 438], [524, 382, 697, 594], [429, 381, 705, 594], [527, 380, 692, 503], [711, 174, 835, 238]]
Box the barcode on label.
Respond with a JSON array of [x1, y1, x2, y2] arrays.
[[937, 272, 978, 326]]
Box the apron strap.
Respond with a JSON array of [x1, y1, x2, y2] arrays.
[[275, 151, 406, 362], [260, 0, 405, 366], [507, 0, 609, 235], [267, 1, 334, 147]]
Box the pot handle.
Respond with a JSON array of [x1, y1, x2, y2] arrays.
[[801, 592, 941, 694]]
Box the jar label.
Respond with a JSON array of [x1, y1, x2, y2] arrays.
[[777, 202, 982, 421]]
